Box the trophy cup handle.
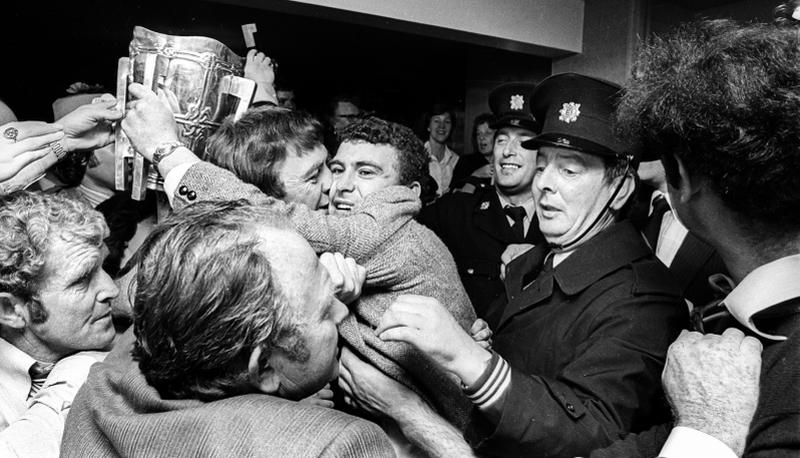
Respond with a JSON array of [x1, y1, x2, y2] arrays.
[[218, 75, 256, 123], [130, 53, 158, 201], [114, 57, 132, 192]]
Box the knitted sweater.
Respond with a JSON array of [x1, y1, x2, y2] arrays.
[[174, 161, 477, 428], [61, 331, 395, 458]]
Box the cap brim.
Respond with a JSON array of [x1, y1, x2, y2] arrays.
[[489, 114, 540, 133], [522, 133, 620, 157]]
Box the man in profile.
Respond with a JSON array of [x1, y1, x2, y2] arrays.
[[62, 200, 394, 457], [0, 192, 117, 457]]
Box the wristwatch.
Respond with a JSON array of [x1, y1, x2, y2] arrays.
[[152, 141, 185, 166]]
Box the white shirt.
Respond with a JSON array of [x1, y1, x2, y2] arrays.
[[0, 338, 104, 457], [650, 191, 689, 267], [496, 193, 536, 239], [659, 253, 800, 457], [425, 141, 459, 196]]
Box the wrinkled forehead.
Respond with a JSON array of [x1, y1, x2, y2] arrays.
[[538, 145, 600, 166], [40, 235, 106, 287]]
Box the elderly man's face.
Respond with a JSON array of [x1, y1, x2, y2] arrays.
[[275, 145, 332, 210], [28, 238, 118, 360], [262, 228, 348, 399], [534, 146, 625, 246]]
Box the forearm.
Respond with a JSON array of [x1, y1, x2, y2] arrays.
[[391, 398, 475, 458], [172, 161, 419, 262]]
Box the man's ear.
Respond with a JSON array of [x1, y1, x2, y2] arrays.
[[248, 346, 281, 394], [610, 172, 637, 212], [408, 181, 422, 198], [672, 155, 698, 204], [0, 293, 28, 330]]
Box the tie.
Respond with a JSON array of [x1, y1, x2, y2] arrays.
[[644, 195, 670, 249], [28, 361, 54, 399], [504, 205, 527, 243]]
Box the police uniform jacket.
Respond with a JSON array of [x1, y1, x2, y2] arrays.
[[418, 185, 544, 317], [471, 221, 687, 458]]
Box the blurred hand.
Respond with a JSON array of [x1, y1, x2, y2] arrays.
[[57, 95, 122, 152], [0, 121, 64, 183], [319, 252, 366, 305], [663, 328, 762, 457], [375, 294, 491, 385], [122, 83, 180, 161], [337, 347, 421, 418], [469, 318, 493, 350], [298, 383, 335, 409], [500, 243, 534, 280]]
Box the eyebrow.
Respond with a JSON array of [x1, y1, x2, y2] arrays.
[[302, 160, 325, 180]]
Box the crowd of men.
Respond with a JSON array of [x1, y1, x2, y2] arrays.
[[0, 3, 798, 457]]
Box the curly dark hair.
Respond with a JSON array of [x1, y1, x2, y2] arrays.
[[337, 116, 429, 187], [616, 19, 800, 234]]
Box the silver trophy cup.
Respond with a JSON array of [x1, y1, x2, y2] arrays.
[[115, 26, 255, 200]]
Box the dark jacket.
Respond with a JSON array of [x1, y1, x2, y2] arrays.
[[418, 186, 545, 317], [591, 297, 800, 458], [471, 221, 687, 458]]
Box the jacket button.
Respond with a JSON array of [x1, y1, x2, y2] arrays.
[[467, 268, 475, 275], [187, 190, 197, 201], [178, 185, 188, 196], [566, 403, 575, 412]]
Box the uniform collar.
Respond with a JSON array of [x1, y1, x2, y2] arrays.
[[496, 192, 536, 219], [723, 253, 800, 341], [553, 221, 652, 295]]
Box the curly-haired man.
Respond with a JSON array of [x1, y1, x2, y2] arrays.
[[0, 191, 118, 456], [592, 17, 800, 458]]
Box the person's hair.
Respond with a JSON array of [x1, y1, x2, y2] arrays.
[[471, 112, 495, 153], [774, 0, 800, 26], [204, 106, 325, 198], [0, 191, 107, 323], [338, 116, 429, 186], [328, 93, 363, 116], [616, 19, 800, 235], [132, 200, 309, 401]]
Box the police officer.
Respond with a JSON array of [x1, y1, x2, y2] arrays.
[[379, 73, 687, 457], [418, 82, 545, 317]]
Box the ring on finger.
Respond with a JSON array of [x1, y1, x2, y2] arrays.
[[3, 127, 18, 143]]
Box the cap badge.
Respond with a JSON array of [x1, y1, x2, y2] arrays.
[[557, 137, 571, 146], [510, 119, 520, 126], [558, 102, 581, 123], [510, 94, 524, 110], [480, 201, 490, 210]]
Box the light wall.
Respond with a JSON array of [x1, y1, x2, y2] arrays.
[[212, 0, 585, 56]]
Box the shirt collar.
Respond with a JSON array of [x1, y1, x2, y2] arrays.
[[0, 338, 36, 405], [496, 192, 536, 219], [723, 253, 800, 341], [425, 141, 458, 165]]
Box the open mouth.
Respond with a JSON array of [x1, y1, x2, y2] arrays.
[[333, 200, 354, 212], [499, 163, 521, 172]]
